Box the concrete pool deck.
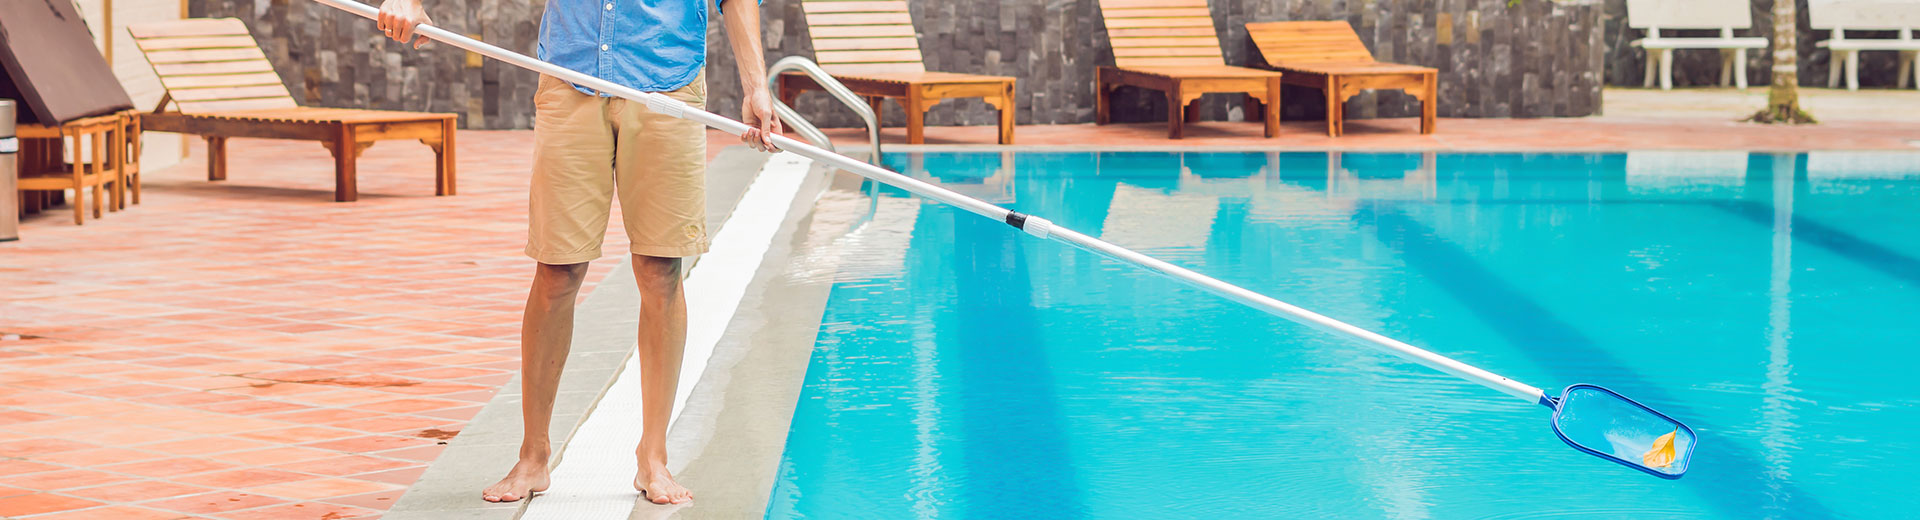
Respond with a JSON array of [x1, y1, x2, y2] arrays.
[[3, 86, 1919, 519]]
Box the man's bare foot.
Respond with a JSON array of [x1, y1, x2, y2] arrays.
[[482, 458, 551, 503], [633, 461, 691, 505]]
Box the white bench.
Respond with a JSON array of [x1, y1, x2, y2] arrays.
[[1811, 0, 1920, 91], [1626, 0, 1769, 90]]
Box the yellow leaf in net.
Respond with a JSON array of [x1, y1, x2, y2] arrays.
[[1642, 430, 1677, 469]]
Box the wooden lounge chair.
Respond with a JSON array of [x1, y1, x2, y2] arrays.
[[1093, 0, 1280, 139], [126, 19, 456, 202], [1624, 0, 1768, 90], [1811, 0, 1920, 91], [779, 0, 1016, 145], [1245, 21, 1437, 137]]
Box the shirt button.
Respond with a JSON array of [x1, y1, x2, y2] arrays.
[[604, 2, 612, 9], [601, 44, 610, 51]]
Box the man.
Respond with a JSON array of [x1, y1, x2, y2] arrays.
[[377, 0, 781, 505]]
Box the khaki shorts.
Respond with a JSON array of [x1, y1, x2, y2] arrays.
[[526, 72, 709, 265]]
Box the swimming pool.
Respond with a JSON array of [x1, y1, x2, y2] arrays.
[[765, 151, 1920, 519]]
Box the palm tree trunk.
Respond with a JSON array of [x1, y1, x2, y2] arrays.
[[1758, 0, 1815, 123]]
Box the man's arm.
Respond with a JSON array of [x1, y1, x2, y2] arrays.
[[376, 0, 432, 49], [722, 0, 782, 152]]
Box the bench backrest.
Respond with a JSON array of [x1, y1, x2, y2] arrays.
[[1810, 0, 1919, 33], [1097, 0, 1225, 68], [1245, 21, 1375, 67], [1625, 0, 1752, 35], [126, 19, 297, 114], [800, 0, 927, 76]]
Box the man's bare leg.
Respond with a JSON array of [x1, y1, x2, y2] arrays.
[[483, 262, 588, 503], [631, 254, 692, 504]]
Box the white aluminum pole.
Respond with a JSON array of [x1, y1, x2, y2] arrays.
[[312, 0, 1549, 404]]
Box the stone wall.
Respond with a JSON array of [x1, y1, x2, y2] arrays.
[[716, 0, 1608, 129], [1602, 0, 1905, 90], [197, 0, 1606, 129]]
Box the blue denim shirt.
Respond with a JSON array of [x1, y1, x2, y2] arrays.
[[537, 0, 746, 95]]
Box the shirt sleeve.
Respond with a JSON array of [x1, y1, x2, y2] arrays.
[[715, 0, 764, 15]]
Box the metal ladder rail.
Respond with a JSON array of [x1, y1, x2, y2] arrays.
[[766, 56, 882, 164]]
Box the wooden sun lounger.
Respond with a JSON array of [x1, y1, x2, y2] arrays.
[[1093, 0, 1280, 140], [780, 0, 1016, 145], [1245, 21, 1437, 137], [127, 19, 456, 202]]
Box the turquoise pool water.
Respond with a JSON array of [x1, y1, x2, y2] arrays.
[[765, 151, 1920, 519]]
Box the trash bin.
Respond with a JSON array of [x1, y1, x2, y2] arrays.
[[0, 99, 16, 242]]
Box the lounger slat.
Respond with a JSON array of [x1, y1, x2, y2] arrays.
[[821, 62, 927, 76], [1099, 0, 1208, 8], [808, 25, 918, 38], [141, 48, 271, 64], [131, 35, 260, 51], [152, 60, 278, 76], [160, 71, 286, 89], [1113, 46, 1222, 58], [816, 49, 926, 64], [1246, 21, 1375, 64], [126, 18, 251, 38], [810, 36, 921, 51], [1117, 56, 1225, 67], [1104, 17, 1214, 29], [1108, 27, 1218, 38], [1101, 7, 1211, 18], [169, 85, 295, 102], [806, 12, 913, 26], [799, 0, 907, 13], [178, 97, 300, 113], [1107, 36, 1221, 48]]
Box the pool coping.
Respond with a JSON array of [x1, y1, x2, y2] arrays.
[[846, 144, 1920, 153]]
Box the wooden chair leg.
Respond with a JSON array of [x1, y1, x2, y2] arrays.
[[1264, 77, 1281, 138], [1166, 83, 1185, 140], [1332, 78, 1347, 138], [776, 76, 803, 108], [993, 83, 1016, 145], [1184, 98, 1203, 124], [1323, 81, 1339, 137], [92, 130, 108, 217], [434, 118, 457, 196], [1095, 73, 1110, 125], [206, 136, 227, 181], [867, 96, 886, 130], [1421, 74, 1438, 135], [332, 126, 359, 202], [69, 131, 84, 225], [904, 89, 927, 145], [104, 127, 120, 212]]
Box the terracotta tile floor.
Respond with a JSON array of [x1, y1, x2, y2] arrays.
[[4, 113, 1918, 519], [826, 114, 1920, 150], [1, 130, 738, 519]]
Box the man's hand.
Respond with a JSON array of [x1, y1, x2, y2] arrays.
[[740, 88, 782, 153], [377, 0, 433, 49]]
